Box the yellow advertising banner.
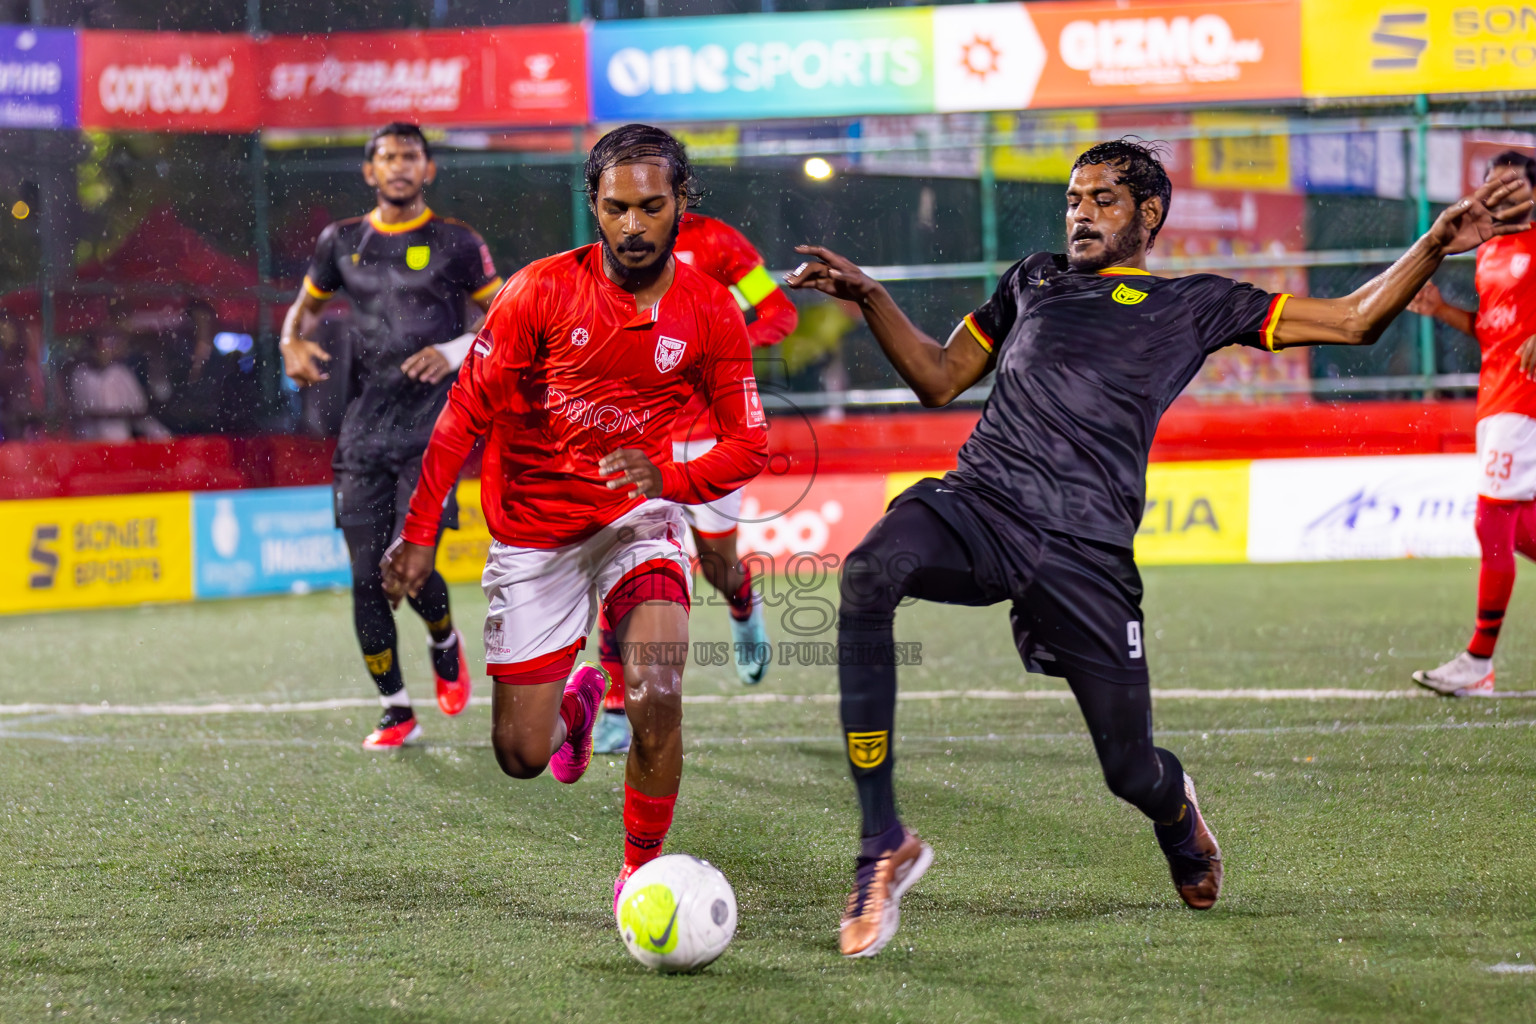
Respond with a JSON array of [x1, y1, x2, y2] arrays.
[[439, 479, 493, 585], [1303, 0, 1536, 98], [0, 492, 193, 615], [991, 111, 1100, 183], [890, 462, 1250, 567], [1135, 460, 1251, 565], [1190, 113, 1292, 192]]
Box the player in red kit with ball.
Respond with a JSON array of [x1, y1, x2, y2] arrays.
[[1411, 151, 1536, 695], [592, 211, 799, 754], [382, 125, 768, 905]]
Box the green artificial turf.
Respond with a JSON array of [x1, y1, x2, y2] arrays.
[[2, 558, 1534, 1023]]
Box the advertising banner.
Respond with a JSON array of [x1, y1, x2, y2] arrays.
[[192, 486, 350, 599], [1302, 0, 1536, 98], [1136, 460, 1251, 564], [1023, 0, 1302, 109], [736, 473, 890, 575], [587, 9, 933, 122], [0, 492, 193, 615], [80, 31, 260, 131], [0, 27, 77, 129], [440, 478, 494, 585], [262, 25, 586, 130], [1248, 454, 1479, 562]]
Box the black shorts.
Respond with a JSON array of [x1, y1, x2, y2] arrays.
[[892, 479, 1146, 683], [332, 456, 459, 540]]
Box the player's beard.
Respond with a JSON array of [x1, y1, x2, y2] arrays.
[[1067, 219, 1147, 272], [600, 210, 682, 290], [378, 182, 425, 208]]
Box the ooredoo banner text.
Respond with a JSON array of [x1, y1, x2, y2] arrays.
[[80, 31, 260, 132]]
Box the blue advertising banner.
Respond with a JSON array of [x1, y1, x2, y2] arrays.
[[193, 486, 350, 599], [0, 27, 78, 128], [587, 9, 933, 123]]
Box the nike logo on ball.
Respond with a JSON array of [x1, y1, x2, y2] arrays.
[[648, 906, 680, 949]]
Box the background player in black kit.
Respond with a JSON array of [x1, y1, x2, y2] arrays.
[[787, 138, 1533, 958], [280, 122, 503, 750]]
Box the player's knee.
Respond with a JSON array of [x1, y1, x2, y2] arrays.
[[626, 665, 683, 737], [839, 544, 902, 618], [491, 728, 548, 779]]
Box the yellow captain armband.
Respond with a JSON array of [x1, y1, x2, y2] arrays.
[[733, 264, 779, 309], [302, 276, 334, 300]]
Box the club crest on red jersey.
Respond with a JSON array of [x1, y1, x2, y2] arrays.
[[655, 335, 687, 373], [570, 327, 589, 347]]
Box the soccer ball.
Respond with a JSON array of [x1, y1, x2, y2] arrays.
[[616, 854, 737, 973]]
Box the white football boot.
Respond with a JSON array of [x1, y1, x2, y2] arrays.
[[1413, 651, 1495, 696]]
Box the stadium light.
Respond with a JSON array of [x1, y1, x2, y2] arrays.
[[803, 157, 834, 181]]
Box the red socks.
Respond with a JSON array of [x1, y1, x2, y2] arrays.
[[1468, 497, 1534, 658], [623, 785, 677, 873], [728, 570, 755, 622], [599, 621, 626, 712]]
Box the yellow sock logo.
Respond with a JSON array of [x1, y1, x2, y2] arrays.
[[1112, 283, 1148, 305], [847, 730, 888, 769], [365, 649, 394, 675]]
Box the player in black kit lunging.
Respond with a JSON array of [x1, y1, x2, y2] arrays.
[[786, 138, 1532, 958], [280, 122, 503, 749]]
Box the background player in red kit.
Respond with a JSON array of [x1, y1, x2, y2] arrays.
[[381, 125, 768, 905], [280, 122, 503, 750], [1410, 150, 1536, 695], [593, 212, 799, 754]]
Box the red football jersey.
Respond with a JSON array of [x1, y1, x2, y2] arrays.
[[401, 244, 769, 549], [673, 213, 798, 442], [1475, 229, 1536, 422]]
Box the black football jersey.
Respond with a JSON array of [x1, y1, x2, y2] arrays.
[[946, 252, 1286, 550], [305, 209, 502, 472]]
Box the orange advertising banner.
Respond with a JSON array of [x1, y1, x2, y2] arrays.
[[1023, 0, 1302, 109]]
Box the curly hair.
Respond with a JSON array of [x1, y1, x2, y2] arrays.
[[1072, 137, 1173, 247], [584, 123, 706, 208]]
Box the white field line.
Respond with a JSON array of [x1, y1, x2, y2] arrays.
[[4, 717, 1535, 749], [1486, 963, 1536, 974], [0, 686, 1447, 718]]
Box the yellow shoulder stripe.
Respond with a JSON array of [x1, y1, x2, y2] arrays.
[[733, 264, 779, 307], [472, 277, 504, 303], [962, 313, 994, 354], [302, 276, 334, 300]]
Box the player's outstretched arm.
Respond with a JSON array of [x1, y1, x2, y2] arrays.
[[1271, 172, 1532, 349], [785, 245, 990, 407], [279, 289, 332, 386], [1407, 281, 1477, 337]]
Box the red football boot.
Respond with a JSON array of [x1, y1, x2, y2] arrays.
[[433, 629, 473, 716], [550, 665, 606, 784], [363, 708, 422, 750]]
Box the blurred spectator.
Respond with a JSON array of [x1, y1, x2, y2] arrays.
[[0, 317, 47, 442], [68, 326, 170, 441], [160, 300, 234, 434]]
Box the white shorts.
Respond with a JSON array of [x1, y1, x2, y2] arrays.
[[1476, 413, 1536, 501], [672, 438, 745, 538], [480, 501, 691, 671]]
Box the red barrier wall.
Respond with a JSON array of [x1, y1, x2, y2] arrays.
[[0, 400, 1479, 500]]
